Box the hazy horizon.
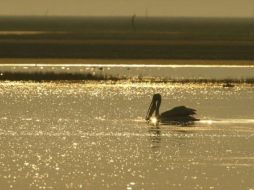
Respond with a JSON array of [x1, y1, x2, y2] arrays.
[[1, 15, 254, 19], [0, 0, 254, 18]]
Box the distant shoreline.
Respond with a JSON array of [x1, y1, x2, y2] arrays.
[[1, 16, 254, 60], [1, 58, 254, 65]]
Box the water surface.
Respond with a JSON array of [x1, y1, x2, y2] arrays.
[[0, 81, 253, 189]]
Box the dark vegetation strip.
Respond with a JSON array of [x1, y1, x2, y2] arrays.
[[0, 72, 120, 81], [168, 78, 254, 84], [0, 71, 254, 84]]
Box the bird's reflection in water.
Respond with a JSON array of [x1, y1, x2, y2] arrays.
[[148, 127, 161, 149]]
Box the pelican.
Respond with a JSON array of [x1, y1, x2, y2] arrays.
[[145, 94, 199, 125]]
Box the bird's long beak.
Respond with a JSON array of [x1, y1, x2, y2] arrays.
[[145, 94, 161, 121], [146, 99, 156, 120]]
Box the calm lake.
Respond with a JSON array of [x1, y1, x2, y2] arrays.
[[0, 61, 254, 189]]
